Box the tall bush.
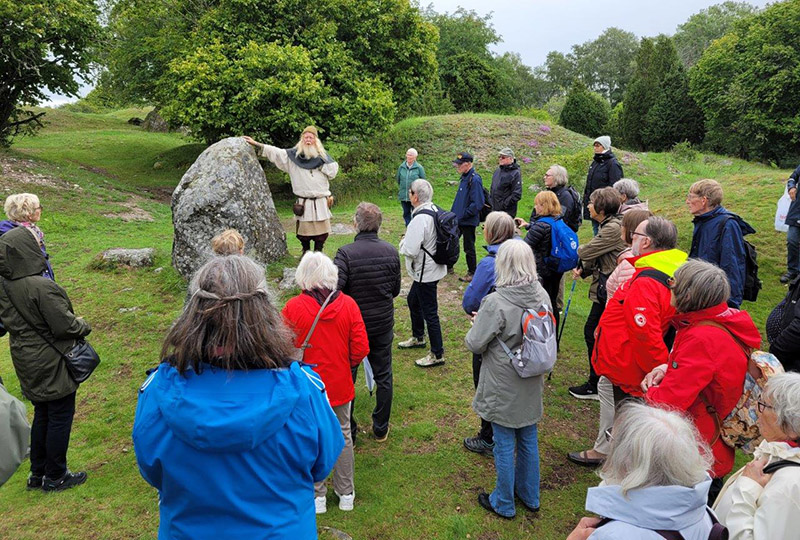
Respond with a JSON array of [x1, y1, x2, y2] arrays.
[[559, 82, 610, 138]]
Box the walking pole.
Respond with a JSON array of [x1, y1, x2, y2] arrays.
[[550, 278, 577, 381]]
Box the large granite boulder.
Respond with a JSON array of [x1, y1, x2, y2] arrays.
[[171, 137, 287, 279]]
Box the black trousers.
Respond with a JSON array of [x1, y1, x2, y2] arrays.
[[351, 326, 394, 436], [459, 225, 477, 275], [708, 477, 724, 506], [297, 233, 329, 254], [407, 280, 444, 357], [583, 301, 605, 388], [30, 391, 76, 479], [472, 353, 493, 444], [541, 272, 562, 335]]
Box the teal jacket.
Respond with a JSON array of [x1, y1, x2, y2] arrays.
[[397, 161, 426, 201]]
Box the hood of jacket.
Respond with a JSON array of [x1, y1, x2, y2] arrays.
[[291, 291, 347, 323], [672, 302, 762, 350], [0, 226, 47, 280], [499, 161, 520, 172], [587, 478, 712, 531], [149, 361, 318, 452], [631, 249, 688, 277], [494, 281, 550, 311], [483, 243, 500, 256], [693, 206, 756, 236], [593, 151, 617, 163]]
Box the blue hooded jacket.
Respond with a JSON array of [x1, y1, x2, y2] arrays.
[[585, 478, 715, 539], [450, 168, 485, 227], [132, 361, 344, 540], [689, 206, 755, 308], [462, 244, 500, 314]]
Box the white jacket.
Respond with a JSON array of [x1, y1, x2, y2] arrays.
[[714, 440, 800, 540], [399, 202, 447, 283]]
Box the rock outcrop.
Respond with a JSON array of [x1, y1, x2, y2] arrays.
[[171, 137, 287, 279]]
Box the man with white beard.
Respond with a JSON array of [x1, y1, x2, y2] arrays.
[[244, 126, 339, 253]]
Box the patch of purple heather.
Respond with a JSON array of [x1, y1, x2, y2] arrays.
[[521, 157, 533, 163]]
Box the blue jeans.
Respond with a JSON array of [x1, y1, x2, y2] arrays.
[[787, 225, 800, 275], [401, 201, 413, 226], [489, 423, 540, 517]]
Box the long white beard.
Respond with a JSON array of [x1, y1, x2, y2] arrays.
[[297, 143, 320, 159]]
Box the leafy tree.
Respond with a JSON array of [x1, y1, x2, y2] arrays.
[[559, 82, 610, 138], [423, 6, 499, 63], [493, 53, 555, 109], [439, 52, 503, 112], [689, 1, 800, 163], [0, 0, 102, 146], [673, 1, 758, 68], [104, 0, 438, 143], [544, 51, 577, 93], [572, 28, 638, 105]]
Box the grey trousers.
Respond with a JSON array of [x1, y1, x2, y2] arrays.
[[315, 402, 354, 497], [592, 376, 615, 455]]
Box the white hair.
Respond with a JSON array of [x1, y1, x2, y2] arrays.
[[764, 372, 800, 439], [600, 402, 713, 495], [410, 179, 433, 204], [294, 252, 339, 291], [406, 148, 418, 157], [548, 165, 568, 188], [614, 178, 640, 199], [494, 239, 538, 288], [4, 193, 40, 222]]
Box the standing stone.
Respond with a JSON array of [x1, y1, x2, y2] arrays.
[[172, 137, 287, 279], [142, 108, 169, 132]]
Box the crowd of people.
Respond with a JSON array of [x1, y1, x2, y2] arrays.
[[1, 128, 800, 539]]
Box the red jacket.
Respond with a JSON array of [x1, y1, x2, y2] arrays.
[[647, 302, 761, 478], [592, 249, 685, 396], [282, 292, 370, 407]]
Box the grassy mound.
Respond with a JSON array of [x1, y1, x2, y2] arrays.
[[0, 108, 793, 539]]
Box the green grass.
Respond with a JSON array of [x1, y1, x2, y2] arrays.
[[0, 109, 792, 539]]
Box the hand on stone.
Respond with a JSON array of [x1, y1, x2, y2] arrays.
[[242, 136, 261, 149]]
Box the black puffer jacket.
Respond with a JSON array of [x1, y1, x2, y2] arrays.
[[583, 151, 623, 219], [523, 218, 555, 279], [490, 161, 522, 217], [334, 231, 401, 335], [552, 185, 581, 232], [768, 275, 800, 372]]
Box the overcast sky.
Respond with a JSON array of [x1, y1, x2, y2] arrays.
[[43, 0, 773, 105]]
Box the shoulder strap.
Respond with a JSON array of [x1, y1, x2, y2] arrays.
[[631, 268, 671, 288], [1, 278, 68, 360], [763, 459, 800, 474], [300, 291, 337, 353], [595, 517, 688, 540]]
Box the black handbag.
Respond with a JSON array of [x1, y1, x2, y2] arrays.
[[1, 279, 99, 383]]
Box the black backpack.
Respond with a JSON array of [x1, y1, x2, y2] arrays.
[[416, 205, 460, 268], [723, 216, 762, 302], [563, 186, 583, 232]]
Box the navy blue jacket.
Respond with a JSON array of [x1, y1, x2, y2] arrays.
[[689, 206, 755, 308], [451, 168, 485, 227], [462, 244, 499, 314], [786, 164, 800, 226]]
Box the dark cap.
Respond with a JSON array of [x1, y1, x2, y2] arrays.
[[452, 151, 474, 165]]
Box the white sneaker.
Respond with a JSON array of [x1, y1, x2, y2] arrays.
[[398, 336, 426, 349], [336, 491, 355, 511], [415, 352, 445, 368], [315, 496, 327, 514]]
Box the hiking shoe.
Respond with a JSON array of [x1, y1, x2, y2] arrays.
[[374, 425, 390, 443], [415, 353, 445, 368], [26, 474, 43, 491], [315, 496, 327, 514], [336, 491, 355, 511], [398, 336, 426, 349], [42, 470, 87, 492], [477, 492, 514, 519], [780, 271, 798, 284], [463, 435, 494, 456], [459, 273, 474, 283], [568, 382, 599, 401]]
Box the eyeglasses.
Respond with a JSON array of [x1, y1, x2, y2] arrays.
[[604, 428, 613, 442], [544, 173, 554, 177], [757, 400, 774, 413], [631, 231, 649, 239], [408, 190, 415, 195]]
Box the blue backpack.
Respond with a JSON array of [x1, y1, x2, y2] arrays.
[[539, 217, 579, 272]]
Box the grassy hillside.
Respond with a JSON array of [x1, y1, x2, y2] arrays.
[[0, 109, 792, 539]]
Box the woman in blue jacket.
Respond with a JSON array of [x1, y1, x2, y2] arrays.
[[462, 211, 515, 455], [133, 255, 344, 540]]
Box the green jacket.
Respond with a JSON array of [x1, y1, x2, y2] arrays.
[[396, 161, 426, 201], [0, 227, 90, 402], [576, 214, 626, 303]]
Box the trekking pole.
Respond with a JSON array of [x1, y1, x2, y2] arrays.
[[557, 278, 577, 348]]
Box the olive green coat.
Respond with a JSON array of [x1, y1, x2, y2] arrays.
[[576, 214, 626, 303], [0, 227, 90, 402]]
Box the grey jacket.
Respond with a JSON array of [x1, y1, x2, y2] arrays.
[[399, 202, 447, 282], [466, 282, 551, 428], [0, 383, 29, 485]]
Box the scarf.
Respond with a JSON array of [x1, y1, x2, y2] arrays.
[[285, 148, 333, 170], [303, 288, 339, 306]]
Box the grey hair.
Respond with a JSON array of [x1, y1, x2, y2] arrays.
[[494, 239, 538, 288], [4, 193, 40, 222], [672, 259, 730, 313], [549, 165, 568, 188], [411, 179, 433, 203], [406, 148, 418, 157], [764, 372, 800, 439], [354, 201, 382, 233], [484, 211, 515, 245], [295, 251, 339, 290], [600, 402, 713, 495], [644, 216, 678, 250], [614, 178, 640, 199]]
